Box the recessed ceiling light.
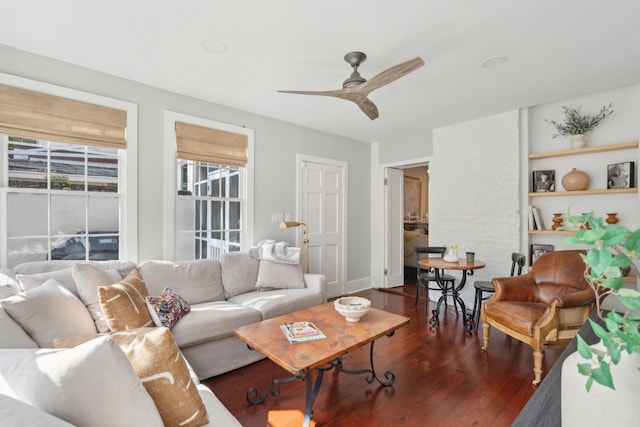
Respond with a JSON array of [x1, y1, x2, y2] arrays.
[[480, 55, 508, 69], [200, 38, 227, 54]]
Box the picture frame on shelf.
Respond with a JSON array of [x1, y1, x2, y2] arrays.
[[532, 170, 555, 193], [530, 244, 554, 266], [607, 161, 635, 189]]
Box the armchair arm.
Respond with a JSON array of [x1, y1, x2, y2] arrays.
[[551, 288, 596, 308], [303, 273, 327, 303], [491, 274, 540, 302]]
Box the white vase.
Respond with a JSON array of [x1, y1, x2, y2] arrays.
[[443, 247, 458, 263], [568, 134, 587, 149], [561, 342, 640, 426]]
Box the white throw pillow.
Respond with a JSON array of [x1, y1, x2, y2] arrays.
[[255, 260, 305, 291], [0, 394, 75, 426], [0, 307, 38, 348], [1, 279, 97, 347], [0, 336, 163, 427], [72, 264, 122, 333]]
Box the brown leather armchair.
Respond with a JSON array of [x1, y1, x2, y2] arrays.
[[481, 250, 597, 385]]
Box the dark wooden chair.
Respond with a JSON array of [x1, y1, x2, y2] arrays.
[[471, 252, 526, 331], [481, 250, 597, 385], [415, 247, 455, 316]]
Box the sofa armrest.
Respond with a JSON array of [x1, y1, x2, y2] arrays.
[[304, 274, 327, 303]]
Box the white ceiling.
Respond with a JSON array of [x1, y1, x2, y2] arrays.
[[2, 1, 640, 143]]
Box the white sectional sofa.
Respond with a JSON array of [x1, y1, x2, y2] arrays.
[[0, 252, 327, 427]]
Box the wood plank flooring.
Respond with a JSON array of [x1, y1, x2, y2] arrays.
[[203, 282, 562, 426]]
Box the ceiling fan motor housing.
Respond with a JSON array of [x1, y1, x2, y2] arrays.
[[343, 51, 367, 88]]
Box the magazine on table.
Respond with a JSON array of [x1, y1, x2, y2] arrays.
[[280, 321, 326, 343]]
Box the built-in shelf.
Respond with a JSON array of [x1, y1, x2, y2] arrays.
[[529, 188, 637, 197], [528, 230, 577, 235], [529, 141, 638, 160]]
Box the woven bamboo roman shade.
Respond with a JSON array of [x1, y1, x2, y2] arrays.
[[0, 84, 127, 149], [175, 121, 248, 167]]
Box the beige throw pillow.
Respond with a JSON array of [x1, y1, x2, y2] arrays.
[[72, 264, 122, 333], [255, 260, 305, 291], [98, 269, 154, 332], [1, 279, 97, 347]]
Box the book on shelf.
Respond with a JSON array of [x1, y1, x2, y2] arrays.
[[280, 321, 326, 343], [532, 207, 546, 230], [528, 205, 536, 230]]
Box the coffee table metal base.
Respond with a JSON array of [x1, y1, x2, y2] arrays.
[[245, 332, 396, 427]]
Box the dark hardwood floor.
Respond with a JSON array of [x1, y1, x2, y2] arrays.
[[204, 281, 562, 426]]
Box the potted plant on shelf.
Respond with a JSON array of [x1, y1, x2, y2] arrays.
[[545, 103, 614, 149], [560, 212, 640, 425]]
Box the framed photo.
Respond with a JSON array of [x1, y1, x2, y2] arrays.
[[403, 176, 421, 217], [532, 170, 555, 193], [607, 162, 635, 189], [530, 244, 554, 266]]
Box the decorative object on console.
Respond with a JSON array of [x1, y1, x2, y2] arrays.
[[443, 245, 459, 263], [552, 213, 564, 230], [279, 221, 309, 273], [605, 212, 619, 225], [561, 167, 589, 191], [607, 161, 635, 189], [532, 170, 555, 193], [544, 103, 614, 149], [334, 296, 371, 322]]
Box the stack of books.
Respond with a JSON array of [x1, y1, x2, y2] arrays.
[[280, 321, 326, 343], [528, 206, 546, 231]]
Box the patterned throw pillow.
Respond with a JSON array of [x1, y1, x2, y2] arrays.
[[98, 269, 153, 332], [146, 287, 191, 329]]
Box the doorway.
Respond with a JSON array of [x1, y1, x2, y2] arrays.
[[380, 158, 431, 288]]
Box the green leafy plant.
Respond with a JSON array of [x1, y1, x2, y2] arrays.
[[563, 212, 640, 391], [545, 104, 614, 138]]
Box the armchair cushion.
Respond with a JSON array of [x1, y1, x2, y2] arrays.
[[483, 301, 550, 336]]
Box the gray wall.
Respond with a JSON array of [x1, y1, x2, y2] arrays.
[[0, 44, 371, 281]]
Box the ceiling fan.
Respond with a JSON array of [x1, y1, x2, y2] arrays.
[[278, 52, 425, 120]]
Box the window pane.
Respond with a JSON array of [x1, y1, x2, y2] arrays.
[[230, 173, 239, 198], [88, 232, 119, 261], [87, 148, 118, 193], [7, 193, 48, 237], [50, 143, 84, 191], [51, 194, 85, 236], [176, 230, 196, 260], [88, 196, 119, 233], [7, 237, 48, 268], [229, 201, 241, 230], [8, 142, 48, 189], [176, 198, 195, 231]]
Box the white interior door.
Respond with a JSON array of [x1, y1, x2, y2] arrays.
[[384, 167, 404, 287], [298, 155, 347, 298]]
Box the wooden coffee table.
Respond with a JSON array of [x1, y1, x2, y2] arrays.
[[234, 302, 410, 427]]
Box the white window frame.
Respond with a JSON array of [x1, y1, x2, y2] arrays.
[[163, 111, 254, 260], [0, 73, 138, 267]]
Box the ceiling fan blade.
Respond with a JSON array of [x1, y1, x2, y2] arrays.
[[356, 98, 379, 120], [277, 89, 346, 98], [279, 89, 380, 120], [359, 57, 425, 94]]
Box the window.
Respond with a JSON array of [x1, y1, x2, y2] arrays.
[[166, 112, 254, 261], [0, 76, 137, 268]]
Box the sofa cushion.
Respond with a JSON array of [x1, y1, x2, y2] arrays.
[[72, 264, 122, 333], [146, 287, 191, 329], [255, 260, 305, 291], [170, 301, 262, 348], [1, 279, 97, 347], [138, 259, 225, 304], [0, 392, 76, 426], [16, 268, 78, 295], [229, 289, 324, 319], [108, 328, 208, 427], [0, 306, 38, 348], [99, 269, 154, 332], [0, 336, 163, 427], [221, 252, 260, 298]]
